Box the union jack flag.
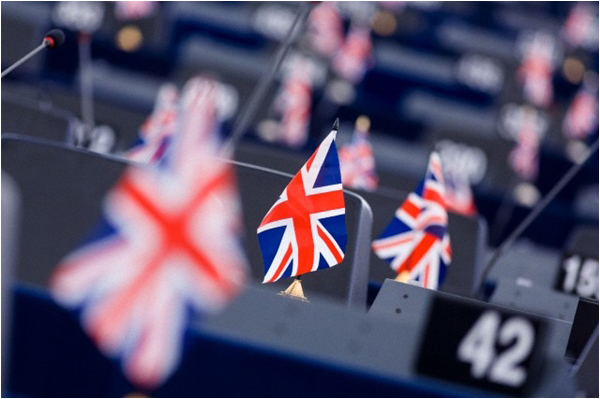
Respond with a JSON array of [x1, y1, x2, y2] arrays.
[[339, 116, 378, 191], [372, 152, 451, 290], [126, 83, 179, 164], [307, 2, 345, 59], [114, 1, 158, 21], [509, 112, 540, 181], [332, 23, 373, 84], [517, 32, 555, 108], [443, 167, 477, 217], [258, 121, 347, 284], [563, 87, 598, 140], [274, 58, 313, 148], [50, 76, 248, 388], [561, 3, 599, 50]]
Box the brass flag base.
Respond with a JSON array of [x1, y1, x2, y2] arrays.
[[394, 271, 411, 283], [394, 271, 424, 287], [278, 277, 309, 302]]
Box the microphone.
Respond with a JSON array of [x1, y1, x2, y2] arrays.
[[43, 29, 65, 49], [1, 29, 65, 79]]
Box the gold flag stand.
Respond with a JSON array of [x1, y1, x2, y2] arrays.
[[278, 276, 309, 302], [394, 271, 411, 283], [395, 271, 424, 287]]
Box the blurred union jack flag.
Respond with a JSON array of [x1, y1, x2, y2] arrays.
[[258, 121, 347, 284], [563, 87, 598, 140], [561, 2, 599, 50], [444, 168, 477, 217], [274, 57, 313, 148], [372, 152, 451, 290], [517, 32, 556, 108], [51, 76, 248, 388], [339, 116, 378, 192], [307, 2, 344, 59], [332, 23, 373, 84], [509, 111, 540, 182], [126, 83, 179, 164], [114, 1, 158, 20]]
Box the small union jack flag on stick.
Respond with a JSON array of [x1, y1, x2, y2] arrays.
[[258, 119, 347, 288], [372, 152, 451, 290], [126, 83, 179, 164], [51, 76, 248, 388], [339, 115, 378, 192]]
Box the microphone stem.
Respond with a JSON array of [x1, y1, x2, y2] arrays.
[[478, 137, 599, 292], [0, 42, 47, 79], [78, 34, 95, 147], [221, 2, 312, 156]]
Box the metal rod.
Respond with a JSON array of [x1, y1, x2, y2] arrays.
[[1, 42, 47, 79], [570, 324, 598, 376], [221, 2, 312, 155], [78, 33, 96, 147], [478, 137, 599, 291]]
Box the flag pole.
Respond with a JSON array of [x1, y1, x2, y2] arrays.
[[221, 2, 313, 156], [478, 137, 599, 293]]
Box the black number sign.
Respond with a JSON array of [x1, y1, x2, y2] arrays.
[[565, 298, 599, 362], [416, 297, 543, 396], [555, 254, 599, 301]]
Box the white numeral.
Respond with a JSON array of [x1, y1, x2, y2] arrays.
[[489, 318, 535, 387], [562, 255, 599, 299], [576, 259, 599, 299], [457, 311, 535, 387], [562, 255, 580, 293], [457, 311, 500, 378]]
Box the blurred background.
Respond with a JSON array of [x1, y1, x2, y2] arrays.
[[2, 1, 598, 256]]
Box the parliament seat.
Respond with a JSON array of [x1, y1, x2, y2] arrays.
[[2, 80, 148, 152], [44, 85, 147, 152], [367, 279, 576, 397], [166, 1, 267, 51], [363, 189, 488, 298], [572, 326, 599, 398], [234, 140, 488, 299], [174, 36, 279, 126], [1, 134, 372, 309], [8, 283, 498, 398], [1, 98, 77, 144], [485, 240, 562, 290]]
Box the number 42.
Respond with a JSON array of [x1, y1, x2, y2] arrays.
[[457, 311, 535, 388]]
